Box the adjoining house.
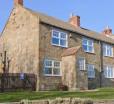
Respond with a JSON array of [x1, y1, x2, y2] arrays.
[[1, 0, 114, 91]]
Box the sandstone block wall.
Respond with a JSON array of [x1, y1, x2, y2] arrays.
[[1, 99, 114, 104], [39, 23, 102, 90], [62, 55, 77, 91], [39, 24, 64, 90], [102, 55, 114, 87], [2, 5, 39, 74], [76, 48, 88, 90], [1, 5, 40, 90]]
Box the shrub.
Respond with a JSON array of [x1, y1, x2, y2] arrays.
[[58, 83, 68, 91], [88, 82, 96, 90]]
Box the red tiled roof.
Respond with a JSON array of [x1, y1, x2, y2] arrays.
[[61, 46, 81, 57]]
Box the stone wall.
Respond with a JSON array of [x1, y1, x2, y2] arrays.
[[1, 5, 40, 90], [39, 23, 102, 90], [29, 13, 114, 90], [1, 98, 93, 104], [2, 5, 39, 74], [61, 47, 88, 90], [38, 24, 64, 90], [2, 99, 114, 104], [62, 55, 77, 91], [76, 47, 88, 90], [102, 55, 114, 87], [69, 32, 101, 89]]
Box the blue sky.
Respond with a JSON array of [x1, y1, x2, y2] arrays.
[[0, 0, 114, 33]]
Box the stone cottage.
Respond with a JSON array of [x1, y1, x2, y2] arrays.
[[1, 0, 114, 91]]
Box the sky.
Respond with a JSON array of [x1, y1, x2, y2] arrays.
[[0, 0, 114, 33]]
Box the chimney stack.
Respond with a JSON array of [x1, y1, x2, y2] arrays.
[[14, 0, 23, 6], [69, 13, 80, 28], [102, 26, 112, 35]]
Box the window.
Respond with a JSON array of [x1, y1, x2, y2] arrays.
[[78, 58, 85, 70], [52, 30, 68, 47], [44, 59, 61, 76], [104, 65, 114, 78], [103, 44, 113, 57], [87, 64, 95, 78], [82, 38, 94, 53]]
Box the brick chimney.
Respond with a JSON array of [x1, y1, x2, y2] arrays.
[[14, 0, 23, 6], [102, 26, 112, 35], [69, 13, 80, 27]]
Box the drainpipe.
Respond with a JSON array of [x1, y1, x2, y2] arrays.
[[99, 41, 103, 88]]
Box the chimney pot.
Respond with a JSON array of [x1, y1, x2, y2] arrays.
[[14, 0, 23, 6], [102, 26, 112, 35], [69, 15, 80, 28]]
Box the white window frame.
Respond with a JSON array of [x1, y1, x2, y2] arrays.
[[51, 29, 68, 48], [44, 59, 61, 76], [87, 64, 95, 78], [104, 65, 114, 78], [78, 57, 86, 70], [103, 44, 113, 57], [82, 38, 94, 53]]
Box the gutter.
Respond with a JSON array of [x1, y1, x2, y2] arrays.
[[99, 41, 103, 88]]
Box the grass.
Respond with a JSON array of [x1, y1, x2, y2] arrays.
[[0, 88, 114, 103]]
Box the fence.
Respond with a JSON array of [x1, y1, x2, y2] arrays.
[[0, 73, 37, 92]]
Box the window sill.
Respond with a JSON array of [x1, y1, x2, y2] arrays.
[[104, 55, 114, 58], [88, 77, 95, 79], [105, 77, 114, 79], [52, 44, 68, 48], [80, 70, 86, 71], [84, 51, 95, 55], [44, 74, 62, 77]]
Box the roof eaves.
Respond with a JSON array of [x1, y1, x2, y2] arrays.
[[25, 8, 114, 45]]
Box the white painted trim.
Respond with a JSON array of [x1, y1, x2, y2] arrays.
[[103, 65, 114, 78], [44, 59, 61, 76], [78, 57, 86, 71], [87, 64, 95, 78], [51, 29, 68, 48], [82, 37, 94, 53], [103, 43, 113, 57]]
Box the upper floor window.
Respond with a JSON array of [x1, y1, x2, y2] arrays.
[[104, 65, 114, 78], [52, 30, 68, 47], [44, 59, 61, 76], [78, 57, 85, 70], [82, 38, 94, 53], [87, 64, 95, 78], [103, 44, 113, 57]]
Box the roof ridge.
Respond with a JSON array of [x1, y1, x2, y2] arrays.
[[25, 7, 70, 25]]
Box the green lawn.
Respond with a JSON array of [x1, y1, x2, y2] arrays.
[[0, 88, 114, 103]]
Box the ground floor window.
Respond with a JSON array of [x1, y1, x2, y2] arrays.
[[87, 64, 95, 78], [104, 65, 114, 78], [78, 57, 85, 70], [44, 59, 61, 76]]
